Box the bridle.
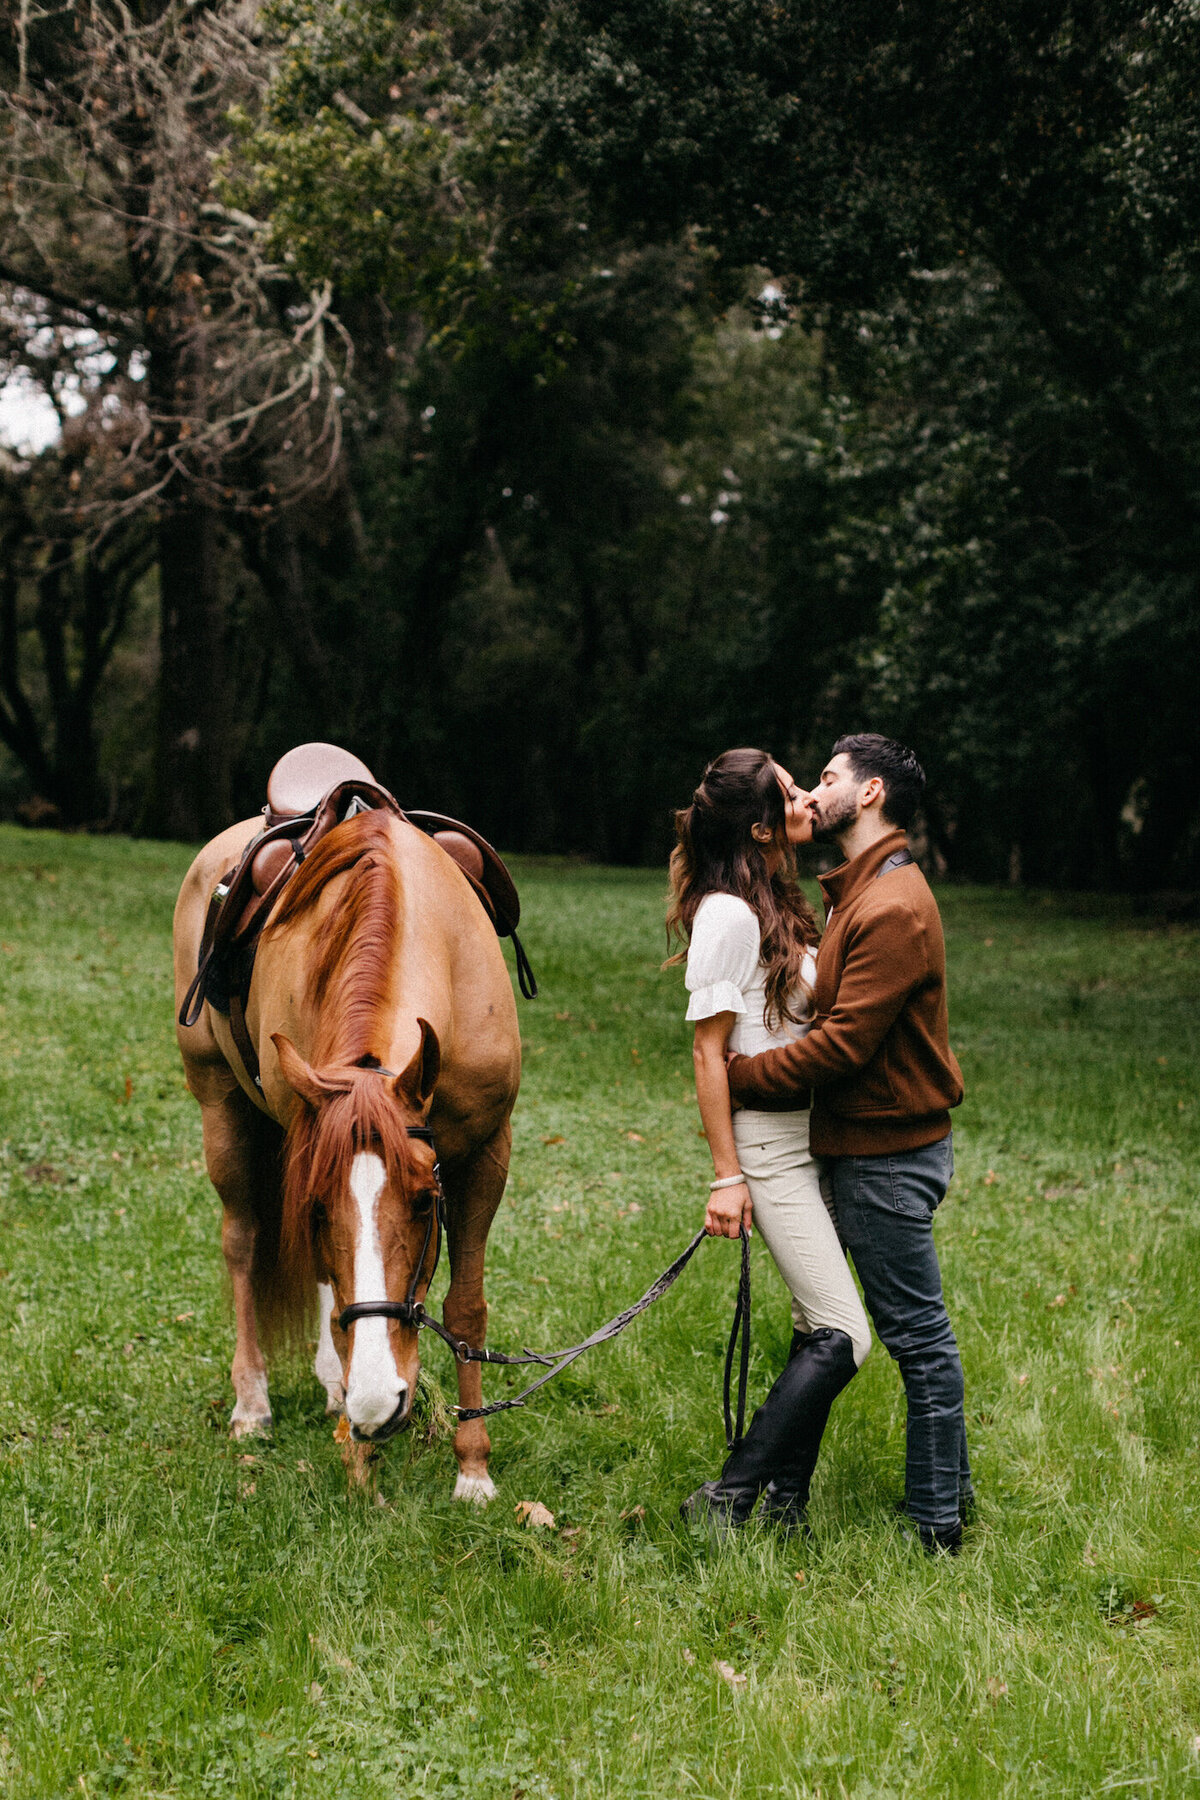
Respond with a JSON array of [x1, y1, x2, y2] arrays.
[[319, 1070, 517, 1365], [334, 1122, 447, 1337], [328, 1065, 448, 1339]]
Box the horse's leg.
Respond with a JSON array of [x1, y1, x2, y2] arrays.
[[200, 1089, 278, 1438], [441, 1121, 511, 1504], [315, 1282, 346, 1414]]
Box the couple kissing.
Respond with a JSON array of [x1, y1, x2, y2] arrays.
[[667, 734, 969, 1554]]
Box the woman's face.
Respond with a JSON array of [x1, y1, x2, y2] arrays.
[[773, 763, 814, 848]]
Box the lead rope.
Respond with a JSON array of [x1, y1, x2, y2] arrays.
[[422, 1225, 751, 1435], [328, 1080, 751, 1436], [723, 1226, 752, 1450]]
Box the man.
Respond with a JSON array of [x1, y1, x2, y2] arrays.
[[727, 733, 971, 1552]]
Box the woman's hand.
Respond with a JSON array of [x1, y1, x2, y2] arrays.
[[705, 1179, 753, 1239]]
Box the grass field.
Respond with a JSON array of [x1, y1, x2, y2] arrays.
[[1, 824, 1199, 1798]]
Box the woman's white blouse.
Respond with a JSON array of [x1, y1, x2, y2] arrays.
[[684, 892, 816, 1058]]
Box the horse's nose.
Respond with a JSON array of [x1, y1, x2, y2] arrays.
[[349, 1385, 411, 1443]]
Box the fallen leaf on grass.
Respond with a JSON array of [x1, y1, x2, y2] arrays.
[[239, 1481, 256, 1498], [624, 1131, 644, 1143], [793, 1570, 806, 1584], [682, 1648, 696, 1665], [308, 1635, 355, 1673], [714, 1660, 747, 1690], [983, 1169, 997, 1185], [24, 1162, 64, 1186], [333, 1417, 351, 1444], [620, 1505, 646, 1522], [239, 1454, 257, 1465], [1082, 1544, 1099, 1567], [515, 1500, 556, 1530], [174, 1312, 194, 1323], [542, 1135, 565, 1146], [1047, 1294, 1067, 1309], [1130, 1599, 1159, 1624], [986, 1678, 1009, 1702], [31, 1670, 45, 1693]]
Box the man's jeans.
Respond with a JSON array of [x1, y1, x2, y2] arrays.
[[829, 1134, 970, 1530]]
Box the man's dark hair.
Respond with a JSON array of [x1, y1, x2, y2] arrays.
[[831, 733, 925, 830]]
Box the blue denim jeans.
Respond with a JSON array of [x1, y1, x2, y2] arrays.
[[829, 1134, 970, 1529]]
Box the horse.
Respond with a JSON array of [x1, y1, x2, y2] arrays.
[[172, 806, 521, 1499]]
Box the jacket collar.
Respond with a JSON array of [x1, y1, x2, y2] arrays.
[[818, 826, 910, 916]]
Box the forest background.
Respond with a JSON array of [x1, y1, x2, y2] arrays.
[[2, 0, 1198, 888]]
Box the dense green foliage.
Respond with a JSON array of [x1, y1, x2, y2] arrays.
[[3, 2, 1200, 881], [2, 826, 1200, 1794]]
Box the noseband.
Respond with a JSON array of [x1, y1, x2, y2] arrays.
[[334, 1100, 446, 1336]]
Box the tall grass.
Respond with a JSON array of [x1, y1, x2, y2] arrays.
[[0, 827, 1198, 1797]]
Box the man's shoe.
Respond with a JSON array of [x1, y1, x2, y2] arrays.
[[899, 1513, 963, 1556]]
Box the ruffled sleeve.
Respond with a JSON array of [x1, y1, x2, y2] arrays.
[[684, 894, 762, 1021]]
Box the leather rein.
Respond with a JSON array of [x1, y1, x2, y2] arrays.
[[333, 1071, 753, 1445]]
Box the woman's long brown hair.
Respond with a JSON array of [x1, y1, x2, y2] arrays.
[[665, 747, 818, 1027]]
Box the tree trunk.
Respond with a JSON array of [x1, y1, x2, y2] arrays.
[[145, 503, 231, 840]]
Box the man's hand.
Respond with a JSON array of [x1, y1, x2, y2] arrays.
[[705, 1180, 752, 1239]]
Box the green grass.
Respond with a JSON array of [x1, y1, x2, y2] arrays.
[[1, 825, 1199, 1798]]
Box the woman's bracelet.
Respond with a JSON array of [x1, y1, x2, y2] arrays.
[[709, 1172, 746, 1191]]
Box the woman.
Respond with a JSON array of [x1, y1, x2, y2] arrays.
[[666, 747, 871, 1532]]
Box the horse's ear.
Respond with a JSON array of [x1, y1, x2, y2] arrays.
[[272, 1033, 340, 1107], [393, 1018, 440, 1108]]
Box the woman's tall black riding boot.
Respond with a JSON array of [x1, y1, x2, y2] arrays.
[[680, 1327, 858, 1531], [757, 1327, 858, 1532]]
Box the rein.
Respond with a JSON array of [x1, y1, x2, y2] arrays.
[[445, 1224, 751, 1448], [332, 1070, 754, 1449]]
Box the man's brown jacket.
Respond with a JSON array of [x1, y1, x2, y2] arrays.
[[727, 827, 964, 1155]]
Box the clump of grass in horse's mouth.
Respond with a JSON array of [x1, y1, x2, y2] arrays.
[[407, 1366, 457, 1450]]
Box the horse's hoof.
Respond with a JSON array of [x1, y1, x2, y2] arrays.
[[231, 1412, 272, 1440], [453, 1473, 497, 1506]]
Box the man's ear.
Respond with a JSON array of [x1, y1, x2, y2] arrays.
[[392, 1018, 441, 1108], [271, 1034, 347, 1107], [860, 775, 886, 812]]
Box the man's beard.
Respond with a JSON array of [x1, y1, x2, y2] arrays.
[[811, 794, 859, 843]]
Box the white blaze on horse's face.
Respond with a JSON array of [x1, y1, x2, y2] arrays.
[[344, 1151, 407, 1436]]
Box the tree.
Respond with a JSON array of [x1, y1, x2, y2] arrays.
[[1, 0, 347, 835], [498, 0, 1200, 882]]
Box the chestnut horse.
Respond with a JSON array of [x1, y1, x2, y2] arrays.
[[172, 807, 520, 1499]]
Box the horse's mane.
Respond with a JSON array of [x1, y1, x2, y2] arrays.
[[255, 810, 421, 1338], [265, 808, 401, 1066]]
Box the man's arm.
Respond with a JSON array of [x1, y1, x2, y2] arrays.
[[728, 905, 928, 1106]]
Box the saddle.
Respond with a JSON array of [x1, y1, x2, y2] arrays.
[[179, 743, 536, 1087]]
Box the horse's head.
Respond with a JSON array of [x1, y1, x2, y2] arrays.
[[273, 1021, 442, 1443]]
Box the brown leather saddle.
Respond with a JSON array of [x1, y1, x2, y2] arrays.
[[179, 743, 536, 1088]]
